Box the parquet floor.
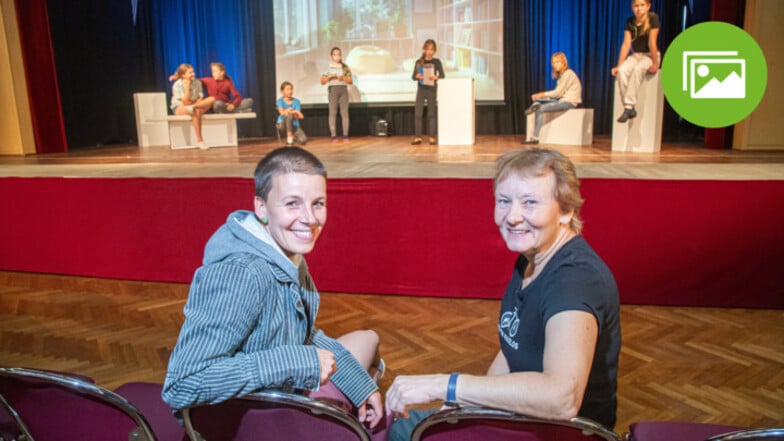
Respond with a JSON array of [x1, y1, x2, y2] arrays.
[[0, 271, 781, 433]]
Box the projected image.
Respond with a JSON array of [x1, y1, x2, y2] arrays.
[[273, 0, 504, 104]]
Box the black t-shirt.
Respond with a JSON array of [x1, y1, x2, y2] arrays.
[[626, 12, 660, 53], [498, 236, 621, 428]]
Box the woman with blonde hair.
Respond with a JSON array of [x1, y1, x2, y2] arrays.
[[611, 0, 661, 123], [522, 52, 583, 145], [387, 148, 621, 440]]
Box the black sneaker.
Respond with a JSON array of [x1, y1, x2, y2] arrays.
[[524, 102, 541, 115], [411, 137, 422, 145], [617, 107, 637, 123]]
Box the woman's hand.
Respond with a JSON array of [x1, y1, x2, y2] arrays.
[[316, 348, 337, 385], [415, 73, 424, 80], [357, 391, 384, 429], [647, 63, 659, 74], [611, 66, 619, 76], [226, 103, 235, 112], [385, 374, 448, 418]]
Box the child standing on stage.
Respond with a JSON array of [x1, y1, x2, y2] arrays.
[[276, 81, 307, 145], [321, 47, 353, 142], [522, 52, 582, 145], [611, 0, 660, 123], [411, 39, 445, 145]]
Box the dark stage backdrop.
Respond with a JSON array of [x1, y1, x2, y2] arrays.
[[39, 0, 712, 148]]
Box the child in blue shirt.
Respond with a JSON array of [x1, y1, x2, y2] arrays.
[[276, 81, 307, 145]]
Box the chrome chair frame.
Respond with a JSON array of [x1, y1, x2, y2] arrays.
[[182, 389, 371, 441], [707, 428, 784, 441], [411, 406, 622, 441], [0, 367, 157, 441]]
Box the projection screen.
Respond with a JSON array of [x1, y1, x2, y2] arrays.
[[273, 0, 504, 104]]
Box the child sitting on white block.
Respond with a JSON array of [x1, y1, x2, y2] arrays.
[[611, 0, 661, 123], [522, 52, 583, 145], [169, 64, 215, 149]]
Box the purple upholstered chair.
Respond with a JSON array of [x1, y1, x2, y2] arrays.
[[410, 407, 623, 441], [183, 389, 372, 441], [625, 422, 748, 441], [706, 427, 784, 440], [115, 382, 186, 441], [0, 369, 95, 439], [0, 367, 157, 441]]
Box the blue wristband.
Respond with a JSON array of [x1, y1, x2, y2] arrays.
[[446, 372, 459, 403]]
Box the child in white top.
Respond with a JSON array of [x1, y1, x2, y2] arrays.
[[320, 47, 353, 142]]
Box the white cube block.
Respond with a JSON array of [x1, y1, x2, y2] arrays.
[[437, 78, 475, 145], [526, 108, 593, 146], [168, 116, 240, 149], [612, 71, 664, 153], [133, 93, 170, 147]]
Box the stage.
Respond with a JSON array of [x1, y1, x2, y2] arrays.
[[1, 135, 784, 180], [2, 135, 783, 308]]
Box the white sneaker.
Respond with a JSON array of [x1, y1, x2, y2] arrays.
[[197, 141, 208, 150], [286, 137, 294, 145]]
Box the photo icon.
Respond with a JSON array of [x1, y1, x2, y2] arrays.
[[661, 21, 767, 128], [682, 51, 745, 99]]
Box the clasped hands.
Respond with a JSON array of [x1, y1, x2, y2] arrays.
[[317, 348, 384, 429]]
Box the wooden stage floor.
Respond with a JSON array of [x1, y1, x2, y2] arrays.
[[1, 135, 784, 180]]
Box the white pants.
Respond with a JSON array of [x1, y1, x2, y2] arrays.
[[617, 53, 653, 108]]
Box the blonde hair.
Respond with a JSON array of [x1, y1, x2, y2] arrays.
[[550, 52, 569, 78], [171, 64, 194, 80], [494, 148, 584, 234], [636, 0, 652, 36]]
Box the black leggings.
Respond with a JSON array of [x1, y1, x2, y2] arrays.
[[414, 86, 437, 137]]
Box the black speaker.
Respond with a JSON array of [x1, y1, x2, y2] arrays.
[[375, 119, 389, 136]]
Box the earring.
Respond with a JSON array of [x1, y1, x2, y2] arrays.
[[261, 216, 268, 225]]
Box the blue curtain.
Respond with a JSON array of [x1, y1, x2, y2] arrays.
[[146, 0, 275, 137]]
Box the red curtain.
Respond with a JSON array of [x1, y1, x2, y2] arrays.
[[1, 177, 783, 309], [14, 0, 68, 153]]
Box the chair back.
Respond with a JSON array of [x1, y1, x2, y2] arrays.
[[115, 382, 185, 441], [0, 367, 157, 441], [706, 428, 784, 441], [183, 390, 370, 441], [627, 421, 747, 440], [411, 407, 622, 441]]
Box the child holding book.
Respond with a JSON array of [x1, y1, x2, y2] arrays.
[[411, 39, 445, 145]]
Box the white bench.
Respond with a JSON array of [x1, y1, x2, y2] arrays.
[[612, 71, 664, 153], [526, 108, 593, 146], [133, 92, 256, 149]]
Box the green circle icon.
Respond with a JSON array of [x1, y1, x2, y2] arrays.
[[660, 21, 767, 128]]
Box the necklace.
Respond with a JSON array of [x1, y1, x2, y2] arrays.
[[522, 226, 576, 288]]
